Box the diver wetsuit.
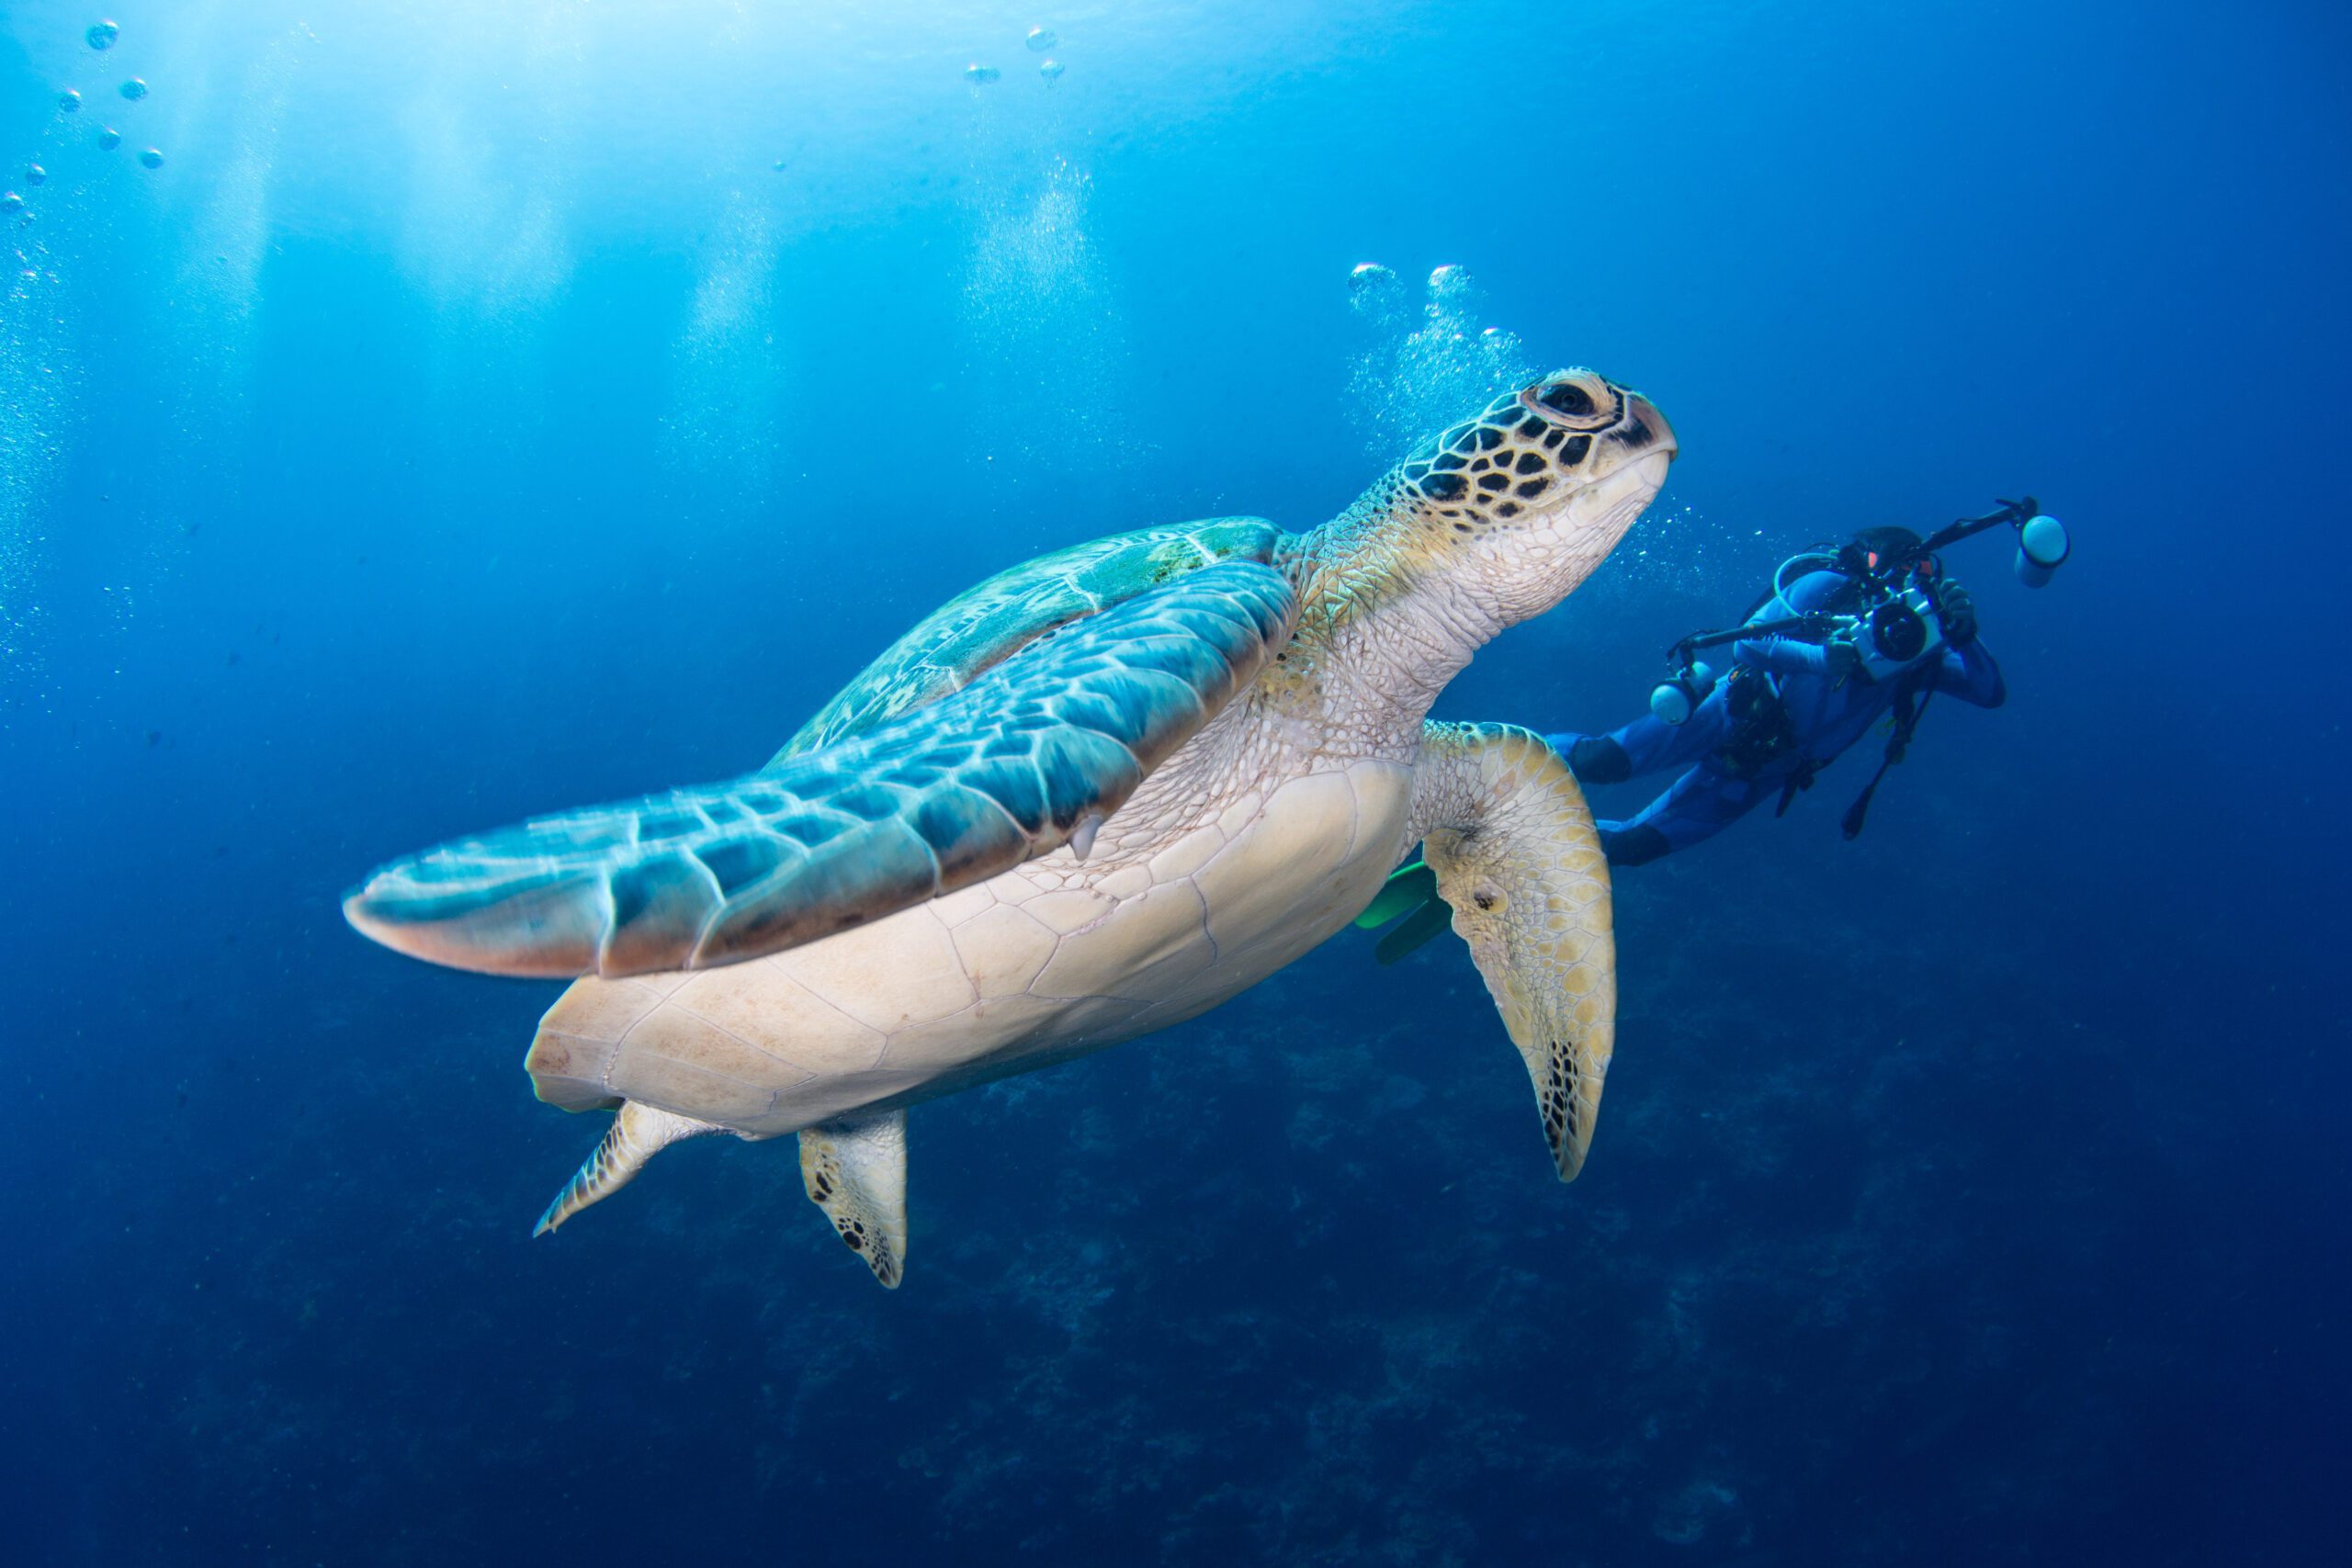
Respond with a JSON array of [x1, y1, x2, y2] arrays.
[[1551, 569, 2006, 866]]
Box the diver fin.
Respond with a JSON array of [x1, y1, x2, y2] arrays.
[[1357, 860, 1453, 963], [1373, 896, 1453, 964], [1411, 722, 1617, 1180], [1353, 860, 1435, 930], [534, 1100, 718, 1236], [798, 1110, 910, 1289]]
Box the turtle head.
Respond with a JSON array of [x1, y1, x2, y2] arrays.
[[1387, 368, 1675, 627]]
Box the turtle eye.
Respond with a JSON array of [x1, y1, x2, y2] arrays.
[[1538, 380, 1595, 418], [1523, 371, 1623, 433]]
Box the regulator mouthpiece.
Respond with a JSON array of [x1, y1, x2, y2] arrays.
[[1649, 660, 1717, 726], [2014, 513, 2069, 589]]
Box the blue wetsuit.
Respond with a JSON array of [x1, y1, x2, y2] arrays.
[[1551, 570, 2006, 865]]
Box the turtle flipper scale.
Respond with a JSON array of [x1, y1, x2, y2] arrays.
[[345, 561, 1298, 979]]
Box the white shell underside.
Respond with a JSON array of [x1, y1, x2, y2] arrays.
[[526, 755, 1415, 1138]]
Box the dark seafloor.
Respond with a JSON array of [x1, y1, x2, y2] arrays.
[[1, 3, 2345, 1564]]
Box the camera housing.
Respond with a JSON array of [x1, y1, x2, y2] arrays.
[[1837, 583, 1945, 682]]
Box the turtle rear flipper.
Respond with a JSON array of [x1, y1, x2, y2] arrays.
[[534, 1100, 718, 1235], [799, 1111, 910, 1288], [345, 561, 1299, 979]]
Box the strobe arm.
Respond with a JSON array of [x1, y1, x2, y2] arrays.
[[1917, 496, 2041, 559], [1653, 611, 1846, 723], [1668, 612, 1838, 668]]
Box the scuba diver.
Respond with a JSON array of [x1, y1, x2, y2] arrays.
[[1557, 525, 1997, 865], [1563, 500, 2069, 864], [1355, 500, 2068, 957]]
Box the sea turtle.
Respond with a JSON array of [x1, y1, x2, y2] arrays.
[[345, 369, 1676, 1286]]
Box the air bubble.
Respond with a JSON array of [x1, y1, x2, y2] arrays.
[[1026, 28, 1057, 51], [1347, 263, 1406, 333], [1346, 262, 1535, 461], [24, 165, 44, 186], [59, 89, 83, 114], [964, 62, 1001, 84], [119, 77, 148, 101], [138, 147, 164, 169], [98, 126, 121, 150], [1, 193, 21, 213], [86, 20, 119, 51], [1039, 59, 1065, 81]]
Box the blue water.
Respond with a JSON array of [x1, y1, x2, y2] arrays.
[[4, 2, 2346, 1562]]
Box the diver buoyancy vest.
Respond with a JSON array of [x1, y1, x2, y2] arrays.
[[1713, 666, 1797, 778]]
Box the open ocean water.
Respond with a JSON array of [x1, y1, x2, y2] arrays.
[[2, 3, 2346, 1563]]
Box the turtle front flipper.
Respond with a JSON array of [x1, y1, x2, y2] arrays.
[[345, 561, 1299, 978], [1408, 723, 1616, 1179]]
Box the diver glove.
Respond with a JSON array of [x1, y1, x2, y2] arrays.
[[1555, 733, 1632, 784], [1939, 579, 1978, 645]]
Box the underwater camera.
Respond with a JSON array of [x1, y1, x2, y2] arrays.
[[1845, 582, 1944, 681], [1645, 497, 2067, 724]]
